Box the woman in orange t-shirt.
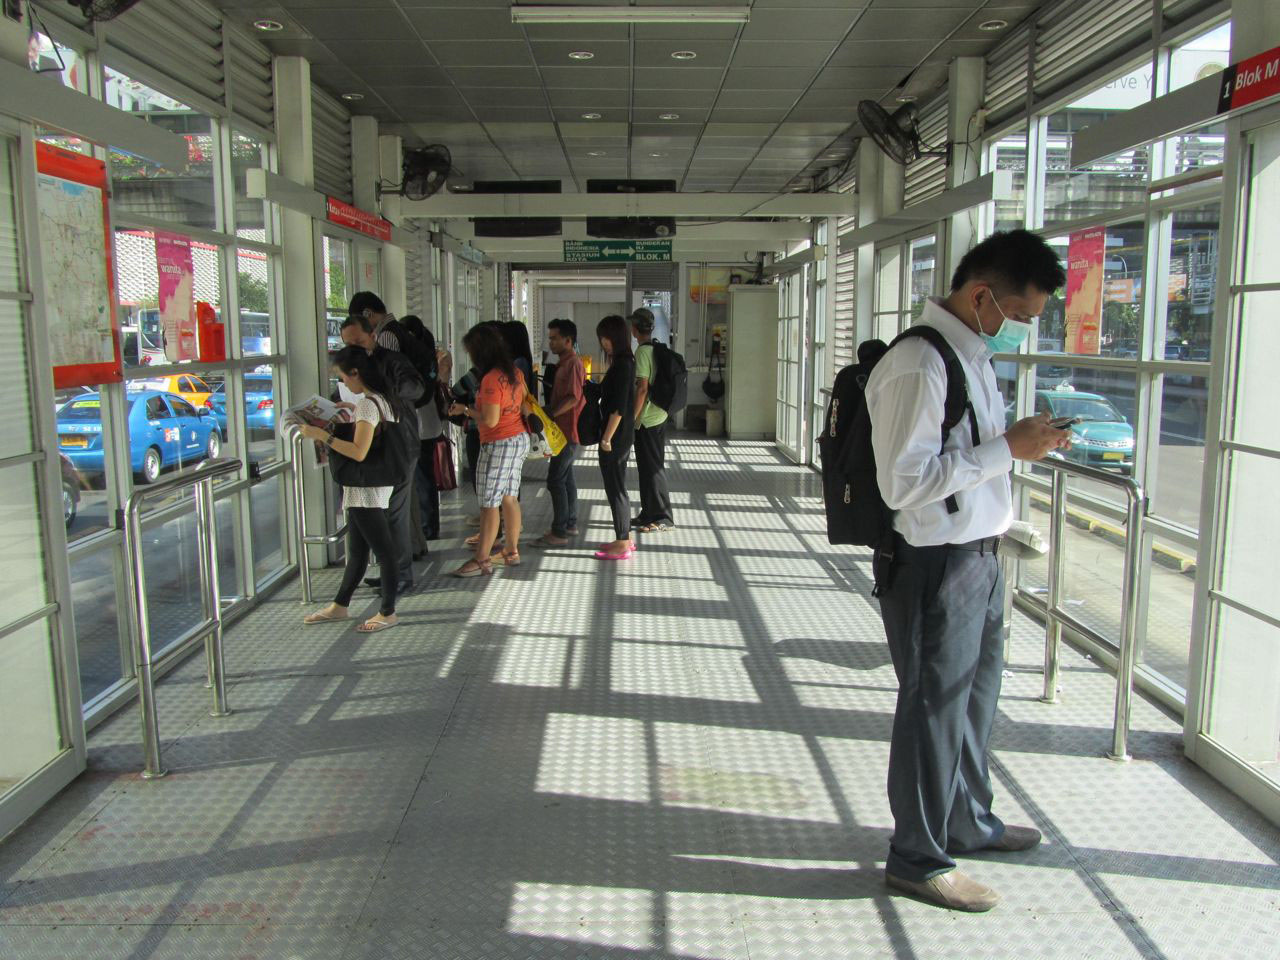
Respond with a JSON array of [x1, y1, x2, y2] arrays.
[[447, 325, 530, 576]]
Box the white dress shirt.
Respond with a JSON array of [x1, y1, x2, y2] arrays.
[[864, 298, 1014, 547]]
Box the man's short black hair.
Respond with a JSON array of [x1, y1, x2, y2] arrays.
[[340, 314, 373, 334], [347, 291, 387, 316], [548, 318, 577, 345], [950, 230, 1066, 296]]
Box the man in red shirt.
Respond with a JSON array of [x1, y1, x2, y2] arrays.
[[535, 319, 586, 546]]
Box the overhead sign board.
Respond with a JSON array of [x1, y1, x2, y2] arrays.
[[325, 196, 393, 243], [563, 239, 672, 263], [1217, 42, 1280, 113]]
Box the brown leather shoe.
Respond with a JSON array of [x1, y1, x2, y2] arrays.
[[885, 869, 1000, 912], [988, 825, 1042, 852]]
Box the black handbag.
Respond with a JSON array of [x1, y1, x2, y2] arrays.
[[328, 397, 415, 487]]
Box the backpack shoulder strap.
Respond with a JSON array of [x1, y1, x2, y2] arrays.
[[892, 325, 982, 516]]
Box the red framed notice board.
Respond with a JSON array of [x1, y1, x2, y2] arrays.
[[35, 143, 122, 388]]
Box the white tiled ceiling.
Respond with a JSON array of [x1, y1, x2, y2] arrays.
[[213, 0, 1050, 193]]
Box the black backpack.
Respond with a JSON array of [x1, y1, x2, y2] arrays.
[[647, 341, 688, 415], [380, 318, 437, 405], [577, 379, 603, 447], [819, 326, 979, 584], [329, 396, 417, 487]]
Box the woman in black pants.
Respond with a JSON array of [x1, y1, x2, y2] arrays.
[[300, 347, 410, 633], [595, 315, 637, 560]]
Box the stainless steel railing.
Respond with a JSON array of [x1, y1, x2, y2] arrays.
[[1033, 456, 1148, 762], [285, 424, 347, 604], [123, 457, 242, 779]]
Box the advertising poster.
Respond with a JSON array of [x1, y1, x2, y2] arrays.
[[155, 231, 198, 362], [1065, 227, 1105, 356], [34, 143, 122, 388]]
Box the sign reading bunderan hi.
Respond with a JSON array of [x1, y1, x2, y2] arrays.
[[563, 239, 672, 263], [1218, 43, 1280, 113], [326, 196, 393, 243]]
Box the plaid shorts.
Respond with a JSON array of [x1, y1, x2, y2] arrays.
[[477, 434, 530, 507]]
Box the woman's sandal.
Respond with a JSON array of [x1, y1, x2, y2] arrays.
[[450, 558, 494, 578], [595, 547, 634, 561], [303, 605, 348, 624], [356, 614, 398, 633], [494, 549, 521, 566]]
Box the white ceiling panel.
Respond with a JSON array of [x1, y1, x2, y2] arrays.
[[212, 0, 1054, 192]]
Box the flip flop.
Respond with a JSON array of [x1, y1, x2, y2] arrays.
[[595, 548, 634, 561], [303, 607, 348, 624], [531, 535, 567, 549], [357, 615, 398, 633]]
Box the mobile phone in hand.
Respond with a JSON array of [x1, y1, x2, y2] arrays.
[[1049, 415, 1082, 429]]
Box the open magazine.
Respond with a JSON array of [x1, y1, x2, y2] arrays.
[[279, 395, 351, 465]]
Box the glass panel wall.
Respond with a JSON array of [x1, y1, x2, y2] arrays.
[[45, 56, 293, 713], [987, 39, 1227, 700], [0, 133, 67, 801]]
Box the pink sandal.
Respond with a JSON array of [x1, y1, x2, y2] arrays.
[[595, 547, 634, 560]]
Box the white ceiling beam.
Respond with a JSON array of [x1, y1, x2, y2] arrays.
[[1071, 74, 1223, 169], [0, 57, 187, 170], [838, 172, 1013, 253], [401, 192, 855, 219], [445, 220, 810, 244], [473, 239, 760, 264]]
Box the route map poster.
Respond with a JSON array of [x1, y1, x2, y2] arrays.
[[35, 143, 121, 388], [156, 231, 198, 362], [1065, 227, 1105, 356]]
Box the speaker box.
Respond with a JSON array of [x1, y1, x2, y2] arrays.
[[472, 179, 562, 237], [586, 179, 677, 240]]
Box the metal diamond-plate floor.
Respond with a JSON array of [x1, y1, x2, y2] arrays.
[[2, 438, 1277, 960]]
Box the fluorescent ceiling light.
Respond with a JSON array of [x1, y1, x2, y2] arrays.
[[512, 5, 750, 25]]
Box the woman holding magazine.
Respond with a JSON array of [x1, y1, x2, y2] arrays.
[[298, 346, 410, 633]]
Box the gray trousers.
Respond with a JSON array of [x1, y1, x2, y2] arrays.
[[878, 537, 1007, 882], [383, 460, 418, 586]]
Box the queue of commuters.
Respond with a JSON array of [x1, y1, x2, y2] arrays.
[[302, 228, 1069, 913], [301, 298, 677, 610]]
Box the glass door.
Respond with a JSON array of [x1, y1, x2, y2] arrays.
[[775, 268, 804, 462], [0, 128, 85, 836], [1189, 111, 1280, 818]]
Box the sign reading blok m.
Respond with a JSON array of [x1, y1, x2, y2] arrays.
[[326, 196, 393, 243], [563, 239, 672, 263], [1217, 42, 1280, 113]]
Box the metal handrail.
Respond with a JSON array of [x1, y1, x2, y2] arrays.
[[1033, 455, 1148, 762], [284, 424, 347, 604], [123, 457, 242, 779]]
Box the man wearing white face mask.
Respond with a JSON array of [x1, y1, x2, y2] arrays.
[[866, 229, 1071, 913]]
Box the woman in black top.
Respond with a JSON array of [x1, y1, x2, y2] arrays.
[[595, 314, 637, 559]]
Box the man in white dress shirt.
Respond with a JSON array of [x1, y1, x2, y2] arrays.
[[866, 230, 1070, 912]]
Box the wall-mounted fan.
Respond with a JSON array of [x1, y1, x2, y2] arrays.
[[856, 100, 950, 166], [65, 0, 142, 21], [398, 145, 452, 201]]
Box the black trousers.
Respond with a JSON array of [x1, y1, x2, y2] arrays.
[[416, 437, 442, 540], [634, 420, 673, 525], [598, 444, 632, 541], [878, 537, 1006, 882], [385, 462, 417, 586], [465, 427, 481, 494], [335, 506, 399, 617]]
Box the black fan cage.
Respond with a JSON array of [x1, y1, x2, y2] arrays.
[[67, 0, 142, 22]]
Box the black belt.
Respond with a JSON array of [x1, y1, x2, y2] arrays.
[[946, 536, 1002, 555], [892, 534, 1002, 556]]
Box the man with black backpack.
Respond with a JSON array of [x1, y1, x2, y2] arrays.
[[630, 308, 677, 532], [861, 231, 1071, 912]]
